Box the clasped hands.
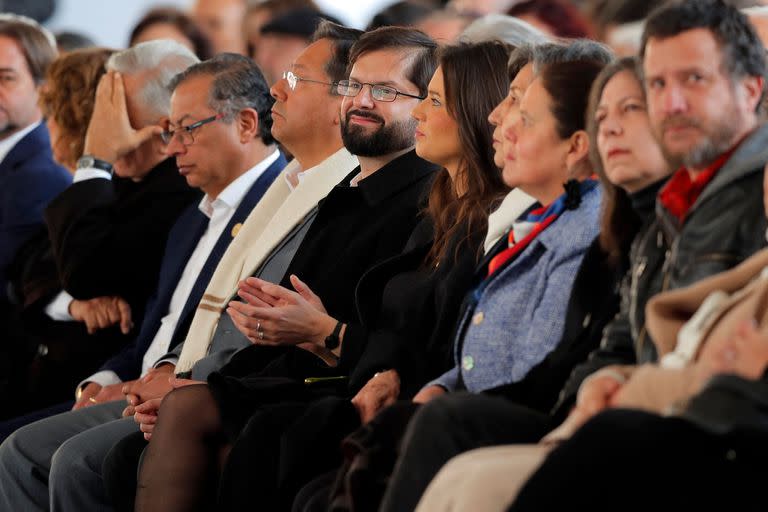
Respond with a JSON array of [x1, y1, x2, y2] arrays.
[[226, 274, 338, 350], [119, 365, 203, 440]]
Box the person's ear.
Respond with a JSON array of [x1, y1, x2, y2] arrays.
[[565, 130, 590, 177], [741, 75, 764, 114], [332, 99, 342, 126], [237, 108, 260, 143]]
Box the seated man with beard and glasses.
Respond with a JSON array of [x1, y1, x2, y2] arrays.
[[103, 26, 442, 512]]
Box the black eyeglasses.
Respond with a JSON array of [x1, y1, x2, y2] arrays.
[[282, 71, 336, 92], [336, 80, 426, 102], [160, 114, 223, 145]]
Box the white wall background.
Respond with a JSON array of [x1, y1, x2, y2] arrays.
[[42, 0, 398, 49]]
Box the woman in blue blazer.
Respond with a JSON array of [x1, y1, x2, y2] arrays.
[[326, 47, 612, 512]]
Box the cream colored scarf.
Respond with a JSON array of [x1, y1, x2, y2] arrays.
[[176, 148, 359, 372]]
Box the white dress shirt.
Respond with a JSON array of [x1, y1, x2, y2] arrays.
[[283, 157, 324, 191], [78, 150, 280, 389]]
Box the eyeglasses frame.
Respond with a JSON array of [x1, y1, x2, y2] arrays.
[[282, 70, 337, 94], [336, 79, 426, 102], [160, 113, 224, 146]]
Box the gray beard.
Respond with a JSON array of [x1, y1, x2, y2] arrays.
[[659, 114, 745, 170]]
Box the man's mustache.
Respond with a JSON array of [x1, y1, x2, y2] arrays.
[[346, 110, 384, 124], [661, 115, 701, 133]]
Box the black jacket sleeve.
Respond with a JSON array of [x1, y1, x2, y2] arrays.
[[44, 161, 198, 311]]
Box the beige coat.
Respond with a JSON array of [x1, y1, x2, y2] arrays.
[[176, 148, 358, 372], [614, 247, 768, 413]]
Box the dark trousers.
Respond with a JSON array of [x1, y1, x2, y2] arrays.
[[0, 400, 73, 443], [102, 429, 147, 512], [379, 392, 552, 512], [510, 408, 768, 512], [102, 396, 362, 512]]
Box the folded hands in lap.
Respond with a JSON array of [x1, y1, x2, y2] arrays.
[[133, 378, 202, 440]]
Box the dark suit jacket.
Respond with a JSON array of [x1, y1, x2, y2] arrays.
[[342, 219, 484, 398], [44, 158, 200, 317], [101, 153, 286, 381], [0, 159, 198, 416], [0, 123, 70, 304], [277, 149, 438, 324], [208, 150, 439, 427]]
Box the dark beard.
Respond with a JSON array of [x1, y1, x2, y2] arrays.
[[341, 110, 417, 157]]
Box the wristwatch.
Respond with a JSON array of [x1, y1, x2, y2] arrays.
[[324, 321, 343, 350], [77, 154, 114, 174]]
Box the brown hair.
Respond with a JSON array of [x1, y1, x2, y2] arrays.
[[39, 47, 115, 169], [244, 0, 319, 57], [540, 59, 607, 140], [311, 21, 363, 85], [0, 15, 57, 84], [348, 26, 438, 98], [586, 57, 643, 265], [426, 41, 511, 266], [130, 7, 213, 60]]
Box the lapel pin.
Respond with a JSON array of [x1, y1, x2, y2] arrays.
[[231, 223, 243, 238]]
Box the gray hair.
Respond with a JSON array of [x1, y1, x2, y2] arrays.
[[0, 13, 55, 49], [743, 5, 768, 16], [460, 14, 550, 46], [508, 39, 614, 79], [169, 53, 275, 145], [106, 39, 199, 120]]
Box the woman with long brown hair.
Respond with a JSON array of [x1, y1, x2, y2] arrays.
[[126, 40, 513, 511], [391, 56, 674, 512]]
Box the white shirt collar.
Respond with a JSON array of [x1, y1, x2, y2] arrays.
[[283, 147, 348, 191], [0, 121, 40, 165], [198, 148, 280, 218]]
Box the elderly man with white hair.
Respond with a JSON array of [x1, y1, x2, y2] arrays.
[[0, 39, 201, 511]]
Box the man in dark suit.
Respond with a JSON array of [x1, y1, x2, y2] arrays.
[[0, 25, 439, 512], [0, 53, 285, 431], [71, 53, 286, 409], [0, 15, 70, 306], [0, 40, 201, 417]]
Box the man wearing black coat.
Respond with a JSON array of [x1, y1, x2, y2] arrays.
[[103, 26, 441, 512], [1, 40, 201, 417], [0, 15, 71, 308]]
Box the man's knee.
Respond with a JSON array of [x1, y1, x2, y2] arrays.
[[50, 436, 89, 483], [0, 423, 48, 470]]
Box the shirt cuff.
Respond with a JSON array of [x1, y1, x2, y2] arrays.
[[44, 291, 75, 321], [74, 167, 112, 183], [425, 366, 460, 393], [153, 355, 179, 369], [76, 370, 122, 393]]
